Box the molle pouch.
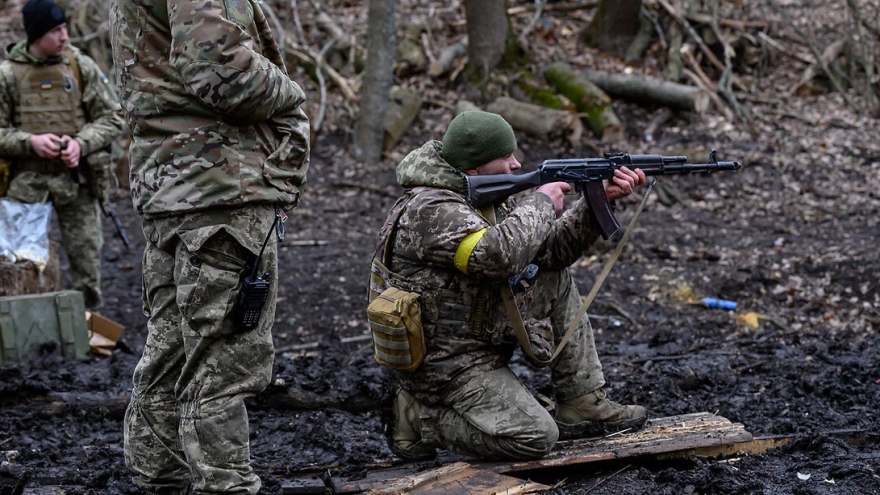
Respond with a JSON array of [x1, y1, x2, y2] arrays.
[[366, 287, 425, 372]]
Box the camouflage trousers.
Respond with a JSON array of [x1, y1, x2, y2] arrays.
[[6, 171, 103, 309], [124, 205, 278, 495], [419, 268, 604, 460]]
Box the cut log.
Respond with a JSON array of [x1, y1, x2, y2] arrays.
[[544, 62, 625, 143], [581, 68, 711, 113], [486, 96, 583, 145]]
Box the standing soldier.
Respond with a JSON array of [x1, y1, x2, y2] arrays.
[[110, 1, 311, 494], [0, 0, 124, 311]]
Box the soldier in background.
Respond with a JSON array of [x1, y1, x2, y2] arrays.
[[110, 0, 311, 493], [0, 0, 124, 311]]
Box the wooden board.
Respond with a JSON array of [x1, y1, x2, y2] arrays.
[[492, 411, 752, 474], [328, 412, 751, 494]]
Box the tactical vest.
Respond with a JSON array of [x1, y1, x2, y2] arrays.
[[10, 52, 86, 173], [369, 188, 500, 342]]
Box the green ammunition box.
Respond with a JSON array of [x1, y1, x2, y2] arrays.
[[0, 290, 90, 365]]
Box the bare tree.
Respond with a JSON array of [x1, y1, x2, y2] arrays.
[[463, 0, 524, 81], [583, 0, 643, 58], [353, 0, 397, 165]]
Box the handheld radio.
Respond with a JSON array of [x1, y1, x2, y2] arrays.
[[233, 208, 286, 331]]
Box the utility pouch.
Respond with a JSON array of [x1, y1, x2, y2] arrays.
[[367, 287, 426, 372]]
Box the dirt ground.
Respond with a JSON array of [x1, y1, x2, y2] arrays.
[[1, 0, 879, 494]]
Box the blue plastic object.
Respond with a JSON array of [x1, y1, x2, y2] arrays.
[[702, 297, 737, 310]]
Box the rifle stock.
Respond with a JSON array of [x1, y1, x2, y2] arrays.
[[466, 150, 741, 239]]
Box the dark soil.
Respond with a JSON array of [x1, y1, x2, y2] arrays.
[[1, 0, 879, 494]]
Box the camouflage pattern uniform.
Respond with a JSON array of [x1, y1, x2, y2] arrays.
[[110, 1, 310, 493], [0, 42, 124, 310], [382, 141, 606, 459]]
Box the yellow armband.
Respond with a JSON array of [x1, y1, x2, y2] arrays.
[[454, 228, 487, 274]]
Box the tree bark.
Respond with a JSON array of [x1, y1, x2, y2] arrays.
[[464, 0, 523, 80], [352, 0, 396, 165], [583, 0, 643, 57]]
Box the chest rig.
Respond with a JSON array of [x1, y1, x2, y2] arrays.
[[10, 52, 86, 173], [369, 188, 497, 341]]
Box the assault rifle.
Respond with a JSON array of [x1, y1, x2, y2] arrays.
[[466, 149, 741, 239], [64, 141, 133, 251], [100, 200, 132, 251]]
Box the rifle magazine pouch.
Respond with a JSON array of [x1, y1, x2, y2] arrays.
[[367, 287, 426, 372]]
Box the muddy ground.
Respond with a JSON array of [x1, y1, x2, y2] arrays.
[[1, 0, 880, 493]]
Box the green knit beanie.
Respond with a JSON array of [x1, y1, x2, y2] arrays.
[[441, 111, 517, 170]]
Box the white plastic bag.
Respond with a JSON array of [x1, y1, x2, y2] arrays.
[[0, 199, 52, 270]]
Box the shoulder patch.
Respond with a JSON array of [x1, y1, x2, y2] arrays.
[[223, 0, 253, 27], [101, 75, 109, 84]]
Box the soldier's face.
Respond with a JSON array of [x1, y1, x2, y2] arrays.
[[469, 152, 521, 176], [30, 23, 69, 59]]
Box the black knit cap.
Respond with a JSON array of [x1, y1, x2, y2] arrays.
[[22, 0, 68, 44]]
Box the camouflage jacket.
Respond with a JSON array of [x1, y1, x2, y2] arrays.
[[388, 141, 603, 403], [109, 0, 310, 218], [0, 42, 123, 161]]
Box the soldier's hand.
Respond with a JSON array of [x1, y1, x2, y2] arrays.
[[536, 181, 571, 217], [29, 133, 64, 159], [58, 136, 81, 168], [604, 166, 645, 201]]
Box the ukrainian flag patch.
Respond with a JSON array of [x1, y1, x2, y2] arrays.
[[40, 80, 52, 89], [101, 75, 109, 84]]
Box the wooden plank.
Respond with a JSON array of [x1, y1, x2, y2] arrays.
[[369, 462, 471, 494], [370, 463, 550, 495], [491, 411, 752, 474], [327, 412, 751, 493], [407, 467, 549, 494], [655, 435, 792, 460]]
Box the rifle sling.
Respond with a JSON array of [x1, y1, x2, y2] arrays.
[[479, 205, 552, 367], [484, 178, 656, 367]]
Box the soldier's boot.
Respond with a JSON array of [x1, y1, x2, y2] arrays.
[[386, 388, 437, 461], [555, 388, 648, 440]]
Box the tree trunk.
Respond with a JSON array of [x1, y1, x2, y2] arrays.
[[463, 0, 523, 80], [353, 0, 397, 165], [583, 0, 643, 58]]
